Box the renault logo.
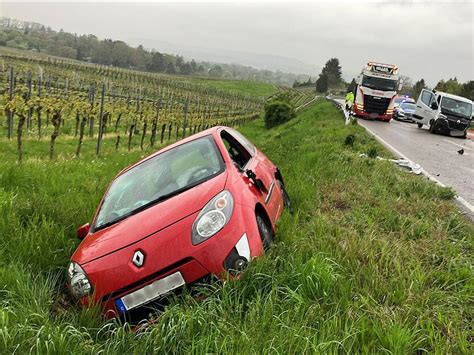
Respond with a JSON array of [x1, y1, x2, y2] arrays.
[[457, 120, 461, 124], [132, 250, 145, 267]]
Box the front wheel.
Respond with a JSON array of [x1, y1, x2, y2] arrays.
[[417, 123, 423, 128], [256, 214, 274, 250], [429, 120, 437, 134]]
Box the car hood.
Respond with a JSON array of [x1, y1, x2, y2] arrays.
[[72, 172, 228, 264]]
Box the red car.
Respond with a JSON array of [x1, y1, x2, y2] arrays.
[[68, 127, 290, 319]]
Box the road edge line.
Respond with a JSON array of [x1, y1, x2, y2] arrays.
[[361, 123, 474, 215]]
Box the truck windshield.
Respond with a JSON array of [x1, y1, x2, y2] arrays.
[[94, 136, 224, 231], [361, 75, 397, 91], [440, 97, 472, 119]]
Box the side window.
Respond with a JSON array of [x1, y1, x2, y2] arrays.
[[228, 129, 256, 156], [220, 131, 252, 169], [421, 90, 432, 105]]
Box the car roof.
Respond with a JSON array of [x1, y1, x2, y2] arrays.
[[118, 126, 226, 176], [435, 91, 473, 104]]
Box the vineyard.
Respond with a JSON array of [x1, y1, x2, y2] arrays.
[[0, 48, 274, 161]]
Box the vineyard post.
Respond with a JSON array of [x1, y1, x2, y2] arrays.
[[76, 114, 88, 157], [7, 67, 14, 139], [96, 81, 106, 155], [182, 100, 188, 139], [26, 72, 32, 130], [37, 74, 42, 138], [89, 84, 96, 137], [140, 119, 147, 150], [160, 123, 166, 144], [150, 99, 161, 147], [128, 123, 135, 151]]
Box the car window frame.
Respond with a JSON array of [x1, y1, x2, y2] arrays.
[[220, 129, 253, 171], [227, 128, 256, 156]]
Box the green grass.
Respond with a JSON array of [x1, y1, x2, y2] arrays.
[[0, 100, 472, 353], [193, 78, 277, 97]]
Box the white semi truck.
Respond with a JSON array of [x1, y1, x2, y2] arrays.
[[353, 62, 402, 122]]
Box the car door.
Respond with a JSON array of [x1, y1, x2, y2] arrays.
[[414, 89, 436, 125], [220, 129, 280, 221]]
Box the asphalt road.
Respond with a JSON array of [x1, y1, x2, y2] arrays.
[[334, 98, 474, 217]]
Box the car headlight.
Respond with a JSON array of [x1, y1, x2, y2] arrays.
[[438, 113, 447, 120], [67, 261, 92, 299], [192, 190, 234, 245], [398, 109, 405, 116]]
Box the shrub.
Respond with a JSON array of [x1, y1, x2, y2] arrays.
[[264, 100, 296, 128]]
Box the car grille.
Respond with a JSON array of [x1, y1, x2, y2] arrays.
[[446, 115, 469, 131], [363, 95, 391, 115]]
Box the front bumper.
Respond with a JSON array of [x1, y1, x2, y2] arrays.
[[435, 118, 468, 136], [78, 204, 263, 318], [395, 113, 415, 122], [353, 105, 392, 121]]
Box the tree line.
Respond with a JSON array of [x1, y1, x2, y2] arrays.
[[0, 17, 310, 86]]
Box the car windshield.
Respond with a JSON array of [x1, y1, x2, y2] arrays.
[[94, 136, 224, 230], [401, 102, 416, 110], [440, 97, 472, 119], [362, 75, 397, 91]]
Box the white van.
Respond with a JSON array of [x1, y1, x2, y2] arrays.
[[413, 90, 473, 138]]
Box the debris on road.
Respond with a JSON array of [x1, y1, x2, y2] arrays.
[[358, 153, 422, 174], [458, 148, 464, 155]]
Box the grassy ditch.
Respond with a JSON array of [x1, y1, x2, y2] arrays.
[[0, 100, 472, 353]]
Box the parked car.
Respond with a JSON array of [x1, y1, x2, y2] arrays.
[[414, 90, 473, 138], [393, 95, 415, 110], [68, 127, 290, 319], [393, 101, 417, 122]]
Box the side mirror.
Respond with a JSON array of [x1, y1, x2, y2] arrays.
[[430, 102, 438, 110], [76, 223, 90, 240]]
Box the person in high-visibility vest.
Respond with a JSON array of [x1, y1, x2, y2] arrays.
[[345, 91, 354, 111]]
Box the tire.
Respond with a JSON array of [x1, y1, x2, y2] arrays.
[[417, 123, 423, 128], [256, 213, 274, 250], [429, 120, 436, 134]]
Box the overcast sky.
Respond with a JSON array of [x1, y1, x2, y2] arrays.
[[1, 1, 472, 86]]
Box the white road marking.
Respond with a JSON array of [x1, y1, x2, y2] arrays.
[[360, 122, 474, 214], [442, 139, 471, 150]]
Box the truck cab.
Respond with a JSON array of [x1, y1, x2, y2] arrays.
[[353, 62, 402, 122], [414, 90, 473, 138]]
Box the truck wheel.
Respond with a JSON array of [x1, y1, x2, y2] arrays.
[[417, 123, 423, 128], [429, 120, 436, 134]]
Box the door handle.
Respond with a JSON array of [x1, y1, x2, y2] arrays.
[[416, 105, 421, 108]]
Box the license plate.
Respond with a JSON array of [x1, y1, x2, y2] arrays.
[[115, 272, 185, 313], [369, 113, 378, 118]]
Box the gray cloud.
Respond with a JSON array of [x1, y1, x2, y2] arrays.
[[1, 1, 472, 86]]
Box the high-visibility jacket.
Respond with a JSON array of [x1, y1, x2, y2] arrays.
[[345, 92, 354, 104]]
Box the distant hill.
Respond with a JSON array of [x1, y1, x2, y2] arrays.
[[0, 17, 312, 86]]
